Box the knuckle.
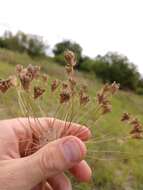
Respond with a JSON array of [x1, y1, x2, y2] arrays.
[[39, 145, 65, 177]]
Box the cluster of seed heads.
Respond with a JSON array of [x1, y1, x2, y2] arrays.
[[51, 79, 60, 92], [97, 82, 120, 114], [59, 50, 77, 104], [16, 64, 40, 90], [1, 49, 143, 167], [121, 113, 143, 139], [0, 76, 17, 93], [34, 86, 45, 99], [79, 85, 89, 105]]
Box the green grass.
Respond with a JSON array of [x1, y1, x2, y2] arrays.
[[1, 48, 143, 190]]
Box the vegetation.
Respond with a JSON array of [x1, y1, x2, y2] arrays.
[[1, 49, 143, 190], [0, 31, 47, 57], [1, 31, 143, 93]]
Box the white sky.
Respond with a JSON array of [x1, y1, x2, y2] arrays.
[[0, 0, 143, 74]]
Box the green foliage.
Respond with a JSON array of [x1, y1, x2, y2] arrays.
[[53, 54, 65, 65], [0, 31, 47, 57], [53, 40, 82, 67], [92, 52, 141, 91], [79, 56, 95, 72], [136, 87, 143, 95]]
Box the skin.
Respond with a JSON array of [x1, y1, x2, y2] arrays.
[[0, 117, 92, 190]]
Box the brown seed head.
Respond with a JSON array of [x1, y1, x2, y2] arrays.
[[101, 104, 112, 114], [110, 82, 120, 94], [51, 79, 60, 92], [65, 65, 73, 75], [121, 112, 130, 122], [130, 118, 140, 126], [27, 64, 40, 80], [0, 77, 14, 93], [64, 50, 76, 67], [62, 82, 69, 89], [97, 92, 106, 104], [34, 86, 45, 99], [79, 92, 90, 105], [68, 77, 76, 93], [60, 89, 71, 103], [16, 64, 41, 90], [19, 69, 32, 90]]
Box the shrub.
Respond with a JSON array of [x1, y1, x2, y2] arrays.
[[79, 56, 95, 72], [92, 52, 140, 90]]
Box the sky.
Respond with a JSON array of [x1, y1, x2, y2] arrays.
[[0, 0, 143, 74]]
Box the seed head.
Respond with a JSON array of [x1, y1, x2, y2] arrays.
[[62, 82, 69, 89], [34, 86, 45, 99], [60, 89, 71, 103], [121, 112, 130, 122], [51, 79, 60, 92], [0, 76, 16, 93], [27, 64, 40, 80], [65, 65, 73, 75], [64, 50, 76, 67], [79, 91, 89, 105], [16, 64, 40, 90], [68, 77, 76, 93], [101, 104, 112, 114], [110, 82, 120, 94]]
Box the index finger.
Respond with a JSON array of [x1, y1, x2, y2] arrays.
[[4, 117, 91, 142]]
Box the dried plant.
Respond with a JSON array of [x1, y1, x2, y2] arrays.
[[1, 50, 142, 188], [121, 112, 143, 139]]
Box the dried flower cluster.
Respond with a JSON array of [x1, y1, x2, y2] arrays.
[[51, 79, 60, 92], [97, 82, 120, 114], [79, 85, 89, 105], [34, 86, 45, 99], [16, 64, 40, 90], [0, 76, 17, 93], [121, 112, 143, 139], [58, 50, 77, 104], [0, 50, 127, 160], [64, 50, 76, 75]]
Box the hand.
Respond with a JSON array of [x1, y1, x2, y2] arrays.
[[0, 118, 91, 190]]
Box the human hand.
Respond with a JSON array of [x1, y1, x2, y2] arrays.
[[0, 118, 91, 190]]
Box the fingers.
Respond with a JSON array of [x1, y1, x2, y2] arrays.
[[47, 161, 92, 190], [48, 173, 72, 190], [10, 136, 86, 190], [6, 117, 91, 142], [34, 117, 91, 141], [69, 160, 92, 182], [53, 118, 91, 141]]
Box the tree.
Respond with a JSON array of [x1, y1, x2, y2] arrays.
[[93, 52, 140, 90], [0, 31, 48, 57]]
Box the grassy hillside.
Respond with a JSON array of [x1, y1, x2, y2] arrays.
[[1, 49, 143, 190]]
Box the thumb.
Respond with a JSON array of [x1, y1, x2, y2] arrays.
[[2, 136, 86, 190]]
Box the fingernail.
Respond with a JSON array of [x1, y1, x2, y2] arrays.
[[62, 138, 82, 162]]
